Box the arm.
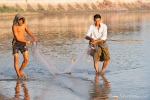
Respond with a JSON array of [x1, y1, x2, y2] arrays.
[[85, 36, 94, 42], [25, 24, 37, 41], [92, 39, 104, 44], [13, 25, 30, 43], [85, 25, 95, 42]]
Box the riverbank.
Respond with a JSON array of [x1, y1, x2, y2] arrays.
[[0, 9, 149, 18], [0, 12, 42, 17], [0, 0, 150, 16], [0, 0, 150, 11]]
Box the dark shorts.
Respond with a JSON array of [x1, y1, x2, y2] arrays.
[[12, 39, 28, 54], [93, 46, 110, 61]]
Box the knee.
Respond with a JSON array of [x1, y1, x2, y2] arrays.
[[94, 60, 98, 64], [104, 60, 110, 63], [14, 58, 18, 62], [14, 55, 18, 62], [23, 58, 28, 63], [14, 59, 19, 64]]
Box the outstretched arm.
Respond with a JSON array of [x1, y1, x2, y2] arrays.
[[25, 24, 37, 41]]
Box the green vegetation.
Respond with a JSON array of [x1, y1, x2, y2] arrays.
[[0, 6, 24, 13], [128, 7, 148, 11], [0, 6, 45, 13], [26, 9, 36, 12], [36, 8, 45, 12], [25, 8, 45, 12], [0, 5, 149, 13]]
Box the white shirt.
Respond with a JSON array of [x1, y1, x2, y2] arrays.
[[86, 23, 107, 40]]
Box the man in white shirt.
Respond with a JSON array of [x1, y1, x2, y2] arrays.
[[85, 14, 110, 74]]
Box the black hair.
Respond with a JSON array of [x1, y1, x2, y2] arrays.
[[94, 14, 101, 19]]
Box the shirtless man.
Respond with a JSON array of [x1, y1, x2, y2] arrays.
[[12, 14, 36, 78], [85, 14, 110, 74]]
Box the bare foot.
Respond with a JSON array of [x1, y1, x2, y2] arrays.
[[17, 75, 22, 78], [20, 72, 26, 77]]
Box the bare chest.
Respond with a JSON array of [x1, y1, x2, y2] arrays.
[[17, 26, 25, 32], [16, 26, 25, 36]]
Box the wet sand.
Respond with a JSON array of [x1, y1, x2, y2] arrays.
[[0, 11, 150, 100]]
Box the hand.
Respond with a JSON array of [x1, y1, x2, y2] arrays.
[[91, 38, 95, 42], [32, 37, 37, 42], [26, 40, 31, 44], [91, 40, 97, 44]]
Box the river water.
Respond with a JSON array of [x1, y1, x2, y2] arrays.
[[0, 11, 150, 100]]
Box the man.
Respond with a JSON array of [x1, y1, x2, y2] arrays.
[[85, 14, 110, 74], [12, 13, 37, 78]]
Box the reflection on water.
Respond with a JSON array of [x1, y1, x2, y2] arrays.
[[0, 81, 30, 100], [89, 74, 110, 100], [14, 81, 30, 100], [0, 11, 149, 41], [0, 11, 150, 100]]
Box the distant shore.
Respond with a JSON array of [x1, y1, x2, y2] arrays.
[[0, 0, 149, 18], [0, 0, 150, 17], [0, 12, 41, 17], [0, 8, 149, 17]]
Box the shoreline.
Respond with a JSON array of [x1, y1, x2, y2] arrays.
[[0, 9, 149, 17], [0, 12, 42, 17]]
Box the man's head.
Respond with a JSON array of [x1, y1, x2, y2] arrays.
[[93, 14, 101, 26], [18, 18, 24, 25], [13, 14, 25, 26]]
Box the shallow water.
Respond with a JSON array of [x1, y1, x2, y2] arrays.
[[0, 11, 150, 100]]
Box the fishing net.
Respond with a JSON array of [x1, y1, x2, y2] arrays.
[[31, 42, 92, 75]]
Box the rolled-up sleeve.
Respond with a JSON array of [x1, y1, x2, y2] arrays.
[[100, 25, 107, 40]]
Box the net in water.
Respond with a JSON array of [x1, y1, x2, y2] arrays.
[[31, 42, 91, 75]]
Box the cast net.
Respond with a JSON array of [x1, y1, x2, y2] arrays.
[[31, 42, 92, 75]]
